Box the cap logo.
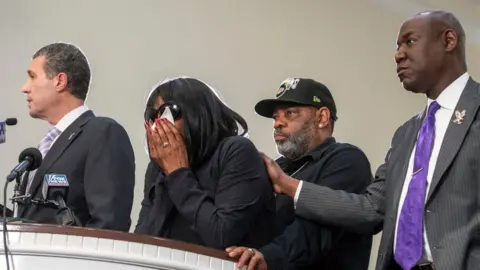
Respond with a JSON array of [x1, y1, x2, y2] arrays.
[[276, 78, 300, 98], [313, 96, 321, 103]]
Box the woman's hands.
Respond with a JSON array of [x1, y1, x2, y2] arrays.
[[145, 118, 189, 175]]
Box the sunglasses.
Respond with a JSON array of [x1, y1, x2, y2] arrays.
[[145, 102, 182, 123]]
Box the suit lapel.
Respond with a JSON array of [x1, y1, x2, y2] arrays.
[[26, 111, 94, 201], [427, 79, 480, 202], [390, 112, 425, 218]]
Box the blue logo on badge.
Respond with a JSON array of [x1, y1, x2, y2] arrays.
[[0, 122, 5, 144], [44, 174, 69, 186]]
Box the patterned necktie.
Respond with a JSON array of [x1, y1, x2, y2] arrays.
[[395, 101, 440, 269], [25, 127, 62, 194]]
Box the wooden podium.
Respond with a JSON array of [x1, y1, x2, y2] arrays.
[[0, 223, 244, 270]]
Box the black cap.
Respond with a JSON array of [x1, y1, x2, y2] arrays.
[[254, 78, 338, 120]]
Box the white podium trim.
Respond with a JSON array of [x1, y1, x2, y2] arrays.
[[0, 228, 242, 270]]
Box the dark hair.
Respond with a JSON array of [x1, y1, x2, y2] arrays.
[[33, 42, 91, 100], [145, 77, 249, 168]]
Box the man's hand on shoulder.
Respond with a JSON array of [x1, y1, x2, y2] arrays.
[[259, 152, 299, 198], [226, 246, 268, 270]]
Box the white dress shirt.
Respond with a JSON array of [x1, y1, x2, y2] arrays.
[[293, 180, 304, 208], [51, 105, 89, 145], [394, 72, 469, 263]]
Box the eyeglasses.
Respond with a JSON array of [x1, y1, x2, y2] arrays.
[[145, 102, 182, 122]]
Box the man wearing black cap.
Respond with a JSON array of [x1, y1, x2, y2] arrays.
[[226, 78, 373, 270]]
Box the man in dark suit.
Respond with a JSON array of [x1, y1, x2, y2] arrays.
[[226, 78, 373, 269], [17, 42, 135, 232], [261, 11, 480, 270]]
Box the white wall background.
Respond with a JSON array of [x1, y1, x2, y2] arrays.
[[0, 1, 478, 269]]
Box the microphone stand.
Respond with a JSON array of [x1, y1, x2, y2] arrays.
[[53, 195, 77, 226], [12, 174, 22, 218], [24, 197, 78, 226]]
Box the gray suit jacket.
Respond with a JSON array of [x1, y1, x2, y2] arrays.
[[295, 78, 480, 270]]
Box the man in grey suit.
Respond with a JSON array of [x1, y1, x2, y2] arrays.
[[17, 43, 135, 231], [260, 11, 480, 270]]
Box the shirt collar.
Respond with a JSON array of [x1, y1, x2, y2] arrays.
[[307, 137, 336, 161], [55, 105, 89, 132], [428, 72, 469, 110]]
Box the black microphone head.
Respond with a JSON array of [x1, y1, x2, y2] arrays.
[[18, 147, 43, 171], [5, 118, 17, 126]]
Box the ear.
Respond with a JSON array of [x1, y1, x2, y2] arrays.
[[54, 72, 68, 93], [316, 107, 330, 128], [443, 29, 458, 53]]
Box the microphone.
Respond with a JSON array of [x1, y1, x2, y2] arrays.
[[42, 174, 77, 226], [6, 148, 42, 182], [5, 118, 17, 126]]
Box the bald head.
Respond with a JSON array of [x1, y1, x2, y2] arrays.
[[414, 10, 466, 67], [394, 10, 468, 98]]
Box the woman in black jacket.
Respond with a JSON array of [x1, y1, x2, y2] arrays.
[[135, 77, 275, 250]]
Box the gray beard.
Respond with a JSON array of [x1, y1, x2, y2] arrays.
[[276, 122, 316, 160]]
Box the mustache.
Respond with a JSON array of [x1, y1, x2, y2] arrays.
[[273, 130, 290, 138]]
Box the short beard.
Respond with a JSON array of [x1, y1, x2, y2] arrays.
[[276, 117, 317, 160]]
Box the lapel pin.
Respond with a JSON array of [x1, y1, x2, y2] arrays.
[[453, 109, 466, 124], [68, 133, 76, 140]]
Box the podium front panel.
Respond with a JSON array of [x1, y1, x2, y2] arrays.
[[0, 224, 245, 270]]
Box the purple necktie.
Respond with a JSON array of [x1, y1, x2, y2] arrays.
[[395, 101, 440, 269]]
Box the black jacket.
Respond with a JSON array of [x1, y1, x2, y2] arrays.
[[135, 136, 276, 250], [260, 137, 373, 270]]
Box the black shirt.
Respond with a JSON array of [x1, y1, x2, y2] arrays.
[[260, 137, 373, 270], [134, 136, 276, 250]]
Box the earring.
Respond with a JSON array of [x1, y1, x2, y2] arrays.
[[318, 124, 323, 128]]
